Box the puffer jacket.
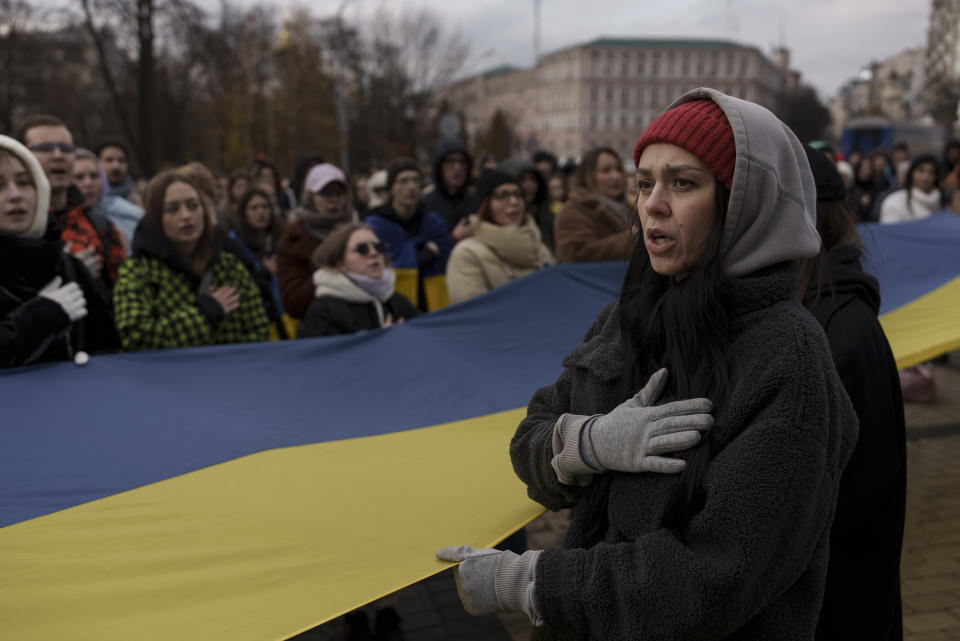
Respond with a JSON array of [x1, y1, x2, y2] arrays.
[[298, 268, 419, 337]]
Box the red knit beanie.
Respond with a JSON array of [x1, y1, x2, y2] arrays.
[[632, 99, 736, 190]]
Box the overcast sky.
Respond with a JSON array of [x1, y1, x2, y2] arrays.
[[246, 0, 930, 99]]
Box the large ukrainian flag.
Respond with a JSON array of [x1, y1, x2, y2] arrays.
[[1, 213, 957, 640], [0, 263, 622, 641], [861, 212, 960, 367]]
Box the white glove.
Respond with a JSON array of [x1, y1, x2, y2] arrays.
[[38, 276, 88, 322], [64, 242, 103, 279]]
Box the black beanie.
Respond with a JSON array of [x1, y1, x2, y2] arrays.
[[803, 144, 846, 202], [386, 157, 421, 191], [475, 169, 520, 203]]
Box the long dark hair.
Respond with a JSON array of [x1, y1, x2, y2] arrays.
[[796, 199, 860, 305], [582, 180, 733, 541], [143, 171, 216, 279], [236, 187, 284, 256], [904, 155, 940, 215]]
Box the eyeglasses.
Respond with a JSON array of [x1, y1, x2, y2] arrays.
[[352, 242, 386, 256], [28, 142, 75, 154], [491, 189, 524, 202]]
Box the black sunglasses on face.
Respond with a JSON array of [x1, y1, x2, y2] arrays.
[[28, 142, 75, 154], [352, 242, 386, 256]]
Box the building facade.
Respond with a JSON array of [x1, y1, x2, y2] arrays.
[[441, 38, 792, 161], [829, 48, 928, 139]]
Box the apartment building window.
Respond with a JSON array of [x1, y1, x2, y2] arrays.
[[652, 51, 660, 76], [727, 54, 735, 76], [621, 113, 628, 128], [621, 87, 629, 107], [740, 55, 749, 76], [606, 86, 614, 103], [590, 113, 598, 130], [682, 54, 689, 77], [606, 112, 613, 129], [637, 53, 645, 76], [591, 86, 598, 104], [606, 50, 614, 75], [697, 55, 704, 76], [711, 53, 719, 75]]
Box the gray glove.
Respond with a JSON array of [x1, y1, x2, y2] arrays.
[[38, 276, 88, 322], [551, 368, 713, 484], [435, 545, 543, 626], [586, 368, 713, 473]]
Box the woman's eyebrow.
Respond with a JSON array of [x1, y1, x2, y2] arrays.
[[636, 165, 707, 176]]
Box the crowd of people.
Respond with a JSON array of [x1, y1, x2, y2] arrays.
[[1, 112, 649, 367], [1, 87, 929, 639], [828, 139, 959, 224]]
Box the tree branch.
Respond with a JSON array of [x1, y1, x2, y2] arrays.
[[80, 0, 139, 151]]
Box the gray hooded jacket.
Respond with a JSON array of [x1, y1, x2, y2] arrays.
[[509, 89, 856, 640]]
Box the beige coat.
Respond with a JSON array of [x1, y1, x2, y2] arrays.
[[446, 215, 554, 304]]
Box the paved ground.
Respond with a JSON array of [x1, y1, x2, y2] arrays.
[[299, 352, 960, 641], [901, 353, 960, 640]]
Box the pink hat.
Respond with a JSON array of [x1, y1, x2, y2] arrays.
[[304, 163, 346, 193]]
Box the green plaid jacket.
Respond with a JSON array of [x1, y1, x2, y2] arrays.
[[114, 252, 270, 351]]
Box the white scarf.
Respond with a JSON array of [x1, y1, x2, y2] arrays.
[[312, 268, 397, 327]]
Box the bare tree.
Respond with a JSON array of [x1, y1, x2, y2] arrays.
[[0, 0, 38, 133]]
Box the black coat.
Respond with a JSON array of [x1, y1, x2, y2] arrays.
[[809, 245, 906, 641], [298, 292, 420, 338], [511, 265, 858, 640], [0, 222, 119, 368], [424, 137, 478, 232]]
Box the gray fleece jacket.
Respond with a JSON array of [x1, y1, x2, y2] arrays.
[[508, 89, 857, 640]]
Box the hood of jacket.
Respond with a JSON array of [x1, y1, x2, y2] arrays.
[[500, 157, 547, 205], [665, 88, 820, 277], [132, 217, 216, 279], [0, 135, 50, 239], [432, 138, 473, 196], [805, 244, 880, 318]]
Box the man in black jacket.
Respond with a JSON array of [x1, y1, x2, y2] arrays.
[[422, 138, 478, 243]]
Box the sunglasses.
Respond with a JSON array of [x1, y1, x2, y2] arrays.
[[352, 242, 386, 256], [28, 142, 75, 154]]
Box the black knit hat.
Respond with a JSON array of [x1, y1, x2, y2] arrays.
[[475, 169, 520, 203], [803, 144, 846, 202], [386, 157, 422, 191]]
